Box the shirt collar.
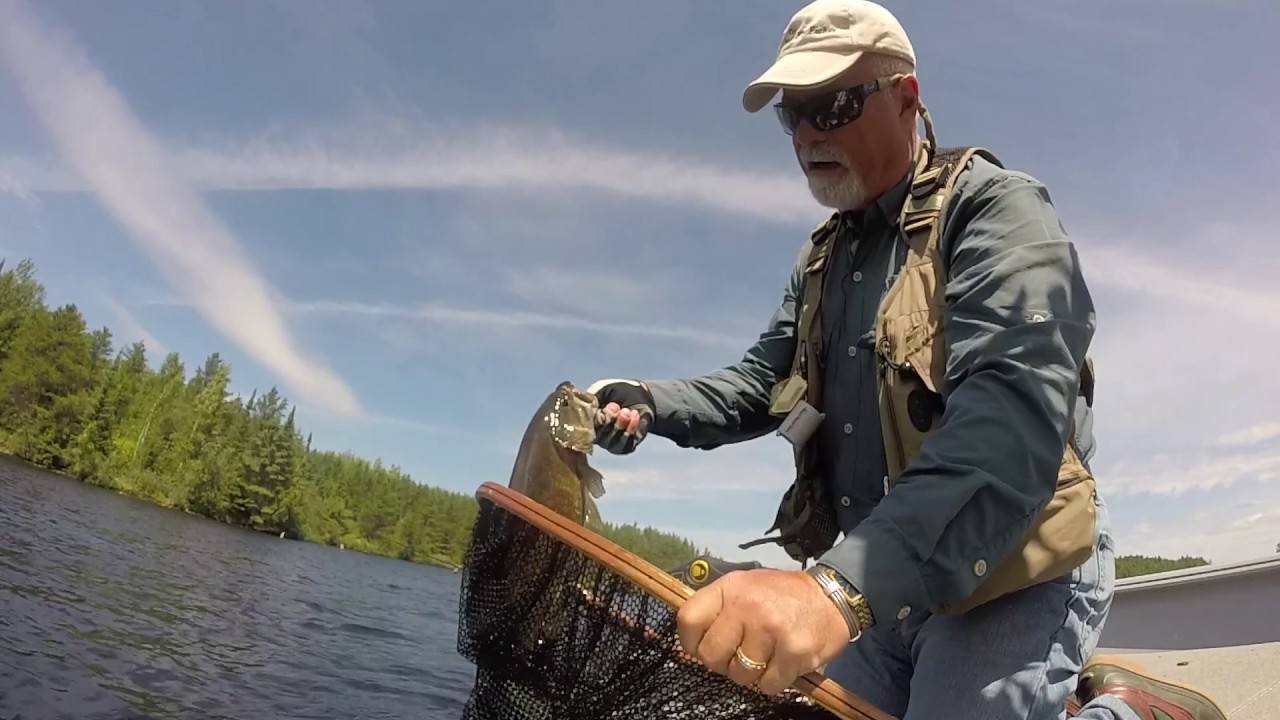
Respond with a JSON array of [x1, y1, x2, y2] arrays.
[[821, 165, 916, 237], [869, 167, 913, 229]]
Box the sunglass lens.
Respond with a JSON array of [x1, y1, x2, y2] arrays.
[[775, 105, 800, 134]]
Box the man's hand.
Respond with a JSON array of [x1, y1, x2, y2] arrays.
[[676, 568, 852, 696], [586, 379, 655, 454]]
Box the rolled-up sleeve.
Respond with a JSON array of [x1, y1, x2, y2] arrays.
[[818, 168, 1097, 622], [644, 244, 809, 450]]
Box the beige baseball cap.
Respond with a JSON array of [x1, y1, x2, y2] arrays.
[[742, 0, 916, 113]]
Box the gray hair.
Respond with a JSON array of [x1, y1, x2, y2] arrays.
[[859, 52, 921, 150], [858, 52, 916, 80]]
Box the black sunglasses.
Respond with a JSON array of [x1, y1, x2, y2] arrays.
[[773, 73, 905, 135]]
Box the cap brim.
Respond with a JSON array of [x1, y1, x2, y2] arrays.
[[742, 49, 864, 113]]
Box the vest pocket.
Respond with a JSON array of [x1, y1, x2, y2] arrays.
[[934, 465, 1097, 615], [878, 357, 944, 488], [881, 308, 944, 391]]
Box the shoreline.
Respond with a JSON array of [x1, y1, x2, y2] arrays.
[[2, 453, 466, 572]]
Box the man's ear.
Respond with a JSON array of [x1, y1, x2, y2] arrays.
[[897, 74, 920, 119]]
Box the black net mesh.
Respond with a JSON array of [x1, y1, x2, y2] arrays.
[[455, 494, 843, 720]]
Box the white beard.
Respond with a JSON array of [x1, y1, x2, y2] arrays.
[[800, 144, 869, 211], [807, 171, 868, 211]]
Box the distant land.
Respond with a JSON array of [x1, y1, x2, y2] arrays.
[[0, 258, 1208, 581]]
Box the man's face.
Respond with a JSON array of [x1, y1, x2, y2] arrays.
[[779, 66, 919, 211]]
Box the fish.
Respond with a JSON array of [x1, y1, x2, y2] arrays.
[[507, 380, 607, 530], [487, 381, 610, 661]]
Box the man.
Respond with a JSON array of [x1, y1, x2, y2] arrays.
[[586, 2, 1228, 719]]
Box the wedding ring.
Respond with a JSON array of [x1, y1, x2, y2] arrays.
[[734, 646, 768, 672]]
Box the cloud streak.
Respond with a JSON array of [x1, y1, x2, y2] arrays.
[[1216, 422, 1280, 448], [292, 400, 467, 438], [286, 299, 751, 349], [176, 122, 819, 224], [1081, 243, 1280, 329], [1102, 446, 1280, 498], [0, 0, 363, 419], [3, 119, 820, 225]]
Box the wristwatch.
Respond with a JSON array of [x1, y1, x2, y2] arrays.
[[806, 564, 876, 642]]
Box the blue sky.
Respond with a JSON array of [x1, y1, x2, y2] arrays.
[[2, 0, 1278, 568]]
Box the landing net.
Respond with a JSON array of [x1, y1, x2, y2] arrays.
[[454, 482, 890, 720]]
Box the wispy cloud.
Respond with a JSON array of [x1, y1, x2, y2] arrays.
[[1081, 243, 1280, 328], [1102, 445, 1280, 498], [286, 299, 750, 349], [0, 168, 37, 205], [1217, 422, 1280, 448], [99, 295, 168, 357], [177, 122, 818, 223], [4, 119, 819, 225], [499, 265, 669, 321], [0, 0, 363, 419], [292, 400, 464, 438]]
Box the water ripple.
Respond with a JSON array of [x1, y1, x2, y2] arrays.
[[0, 458, 476, 719]]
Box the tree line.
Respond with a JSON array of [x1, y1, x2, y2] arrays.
[[0, 258, 1209, 579], [0, 258, 699, 572], [1115, 553, 1207, 578]]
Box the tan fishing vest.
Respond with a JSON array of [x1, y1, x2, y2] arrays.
[[744, 133, 1099, 615]]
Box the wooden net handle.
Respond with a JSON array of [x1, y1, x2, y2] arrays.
[[473, 482, 899, 720]]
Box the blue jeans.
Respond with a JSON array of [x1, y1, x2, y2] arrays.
[[824, 494, 1142, 720]]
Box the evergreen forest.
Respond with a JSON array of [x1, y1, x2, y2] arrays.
[[0, 258, 1208, 579]]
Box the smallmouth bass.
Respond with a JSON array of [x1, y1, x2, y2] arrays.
[[496, 381, 609, 658]]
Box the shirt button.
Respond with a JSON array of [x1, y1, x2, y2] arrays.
[[852, 271, 863, 282], [843, 423, 853, 434], [840, 496, 851, 507], [897, 606, 912, 620], [847, 345, 857, 357], [974, 559, 988, 576]]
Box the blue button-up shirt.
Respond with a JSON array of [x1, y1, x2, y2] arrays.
[[642, 153, 1098, 625]]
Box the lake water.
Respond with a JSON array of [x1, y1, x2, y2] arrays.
[[0, 457, 477, 719]]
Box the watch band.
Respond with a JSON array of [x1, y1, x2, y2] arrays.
[[806, 564, 875, 641], [824, 565, 875, 632], [847, 589, 876, 634]]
